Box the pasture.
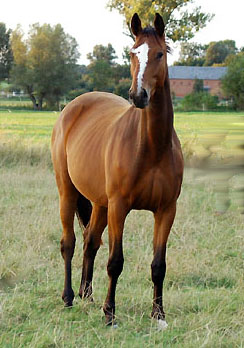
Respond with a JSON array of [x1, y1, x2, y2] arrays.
[[0, 110, 243, 347]]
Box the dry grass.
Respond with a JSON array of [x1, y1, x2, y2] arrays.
[[0, 110, 243, 346], [0, 141, 243, 347]]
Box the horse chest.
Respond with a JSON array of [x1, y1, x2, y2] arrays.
[[129, 166, 175, 211]]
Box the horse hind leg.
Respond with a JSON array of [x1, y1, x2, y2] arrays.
[[79, 204, 107, 300], [59, 183, 79, 307], [59, 187, 93, 307]]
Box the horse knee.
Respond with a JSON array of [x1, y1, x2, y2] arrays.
[[60, 236, 76, 259], [107, 256, 124, 278], [151, 260, 166, 284]]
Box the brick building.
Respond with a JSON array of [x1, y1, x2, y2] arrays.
[[168, 66, 227, 98]]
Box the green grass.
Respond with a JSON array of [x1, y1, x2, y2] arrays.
[[0, 110, 58, 144], [0, 109, 244, 347], [1, 109, 243, 150]]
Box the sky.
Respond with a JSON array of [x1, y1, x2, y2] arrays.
[[1, 0, 244, 66]]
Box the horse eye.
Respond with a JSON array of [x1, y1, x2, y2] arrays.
[[156, 52, 163, 59]]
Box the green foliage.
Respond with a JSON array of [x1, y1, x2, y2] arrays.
[[0, 23, 13, 80], [122, 46, 131, 65], [174, 42, 208, 66], [204, 40, 237, 66], [180, 92, 218, 111], [77, 44, 131, 97], [10, 23, 80, 110], [193, 78, 204, 93], [221, 52, 244, 109], [175, 40, 239, 67], [113, 63, 130, 84], [114, 77, 131, 99], [87, 60, 115, 92], [107, 0, 213, 42], [87, 43, 117, 65]]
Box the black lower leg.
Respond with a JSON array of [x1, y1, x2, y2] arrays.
[[103, 255, 124, 325], [62, 261, 74, 306], [61, 238, 75, 307], [151, 248, 166, 319], [79, 236, 100, 299]]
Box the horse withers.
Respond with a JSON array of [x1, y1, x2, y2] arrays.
[[51, 13, 183, 328]]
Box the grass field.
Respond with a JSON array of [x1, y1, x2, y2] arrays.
[[0, 110, 243, 347], [0, 98, 33, 111]]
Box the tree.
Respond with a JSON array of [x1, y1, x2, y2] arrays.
[[0, 23, 13, 80], [87, 60, 115, 92], [174, 42, 208, 66], [174, 40, 239, 67], [114, 78, 131, 99], [107, 0, 213, 42], [193, 78, 204, 93], [11, 26, 37, 107], [122, 46, 131, 65], [85, 44, 117, 92], [73, 44, 130, 97], [221, 52, 244, 109], [204, 40, 237, 66], [87, 43, 117, 65], [11, 23, 80, 110]]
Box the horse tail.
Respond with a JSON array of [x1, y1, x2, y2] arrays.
[[76, 193, 92, 228]]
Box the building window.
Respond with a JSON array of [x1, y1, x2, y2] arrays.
[[203, 86, 210, 93]]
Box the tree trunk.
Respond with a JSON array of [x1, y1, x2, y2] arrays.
[[30, 94, 38, 110], [26, 86, 38, 110], [38, 96, 44, 111]]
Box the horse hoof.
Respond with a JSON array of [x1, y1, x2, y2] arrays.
[[105, 315, 117, 328], [62, 289, 74, 307], [106, 321, 118, 329], [64, 301, 73, 308], [157, 319, 168, 330]]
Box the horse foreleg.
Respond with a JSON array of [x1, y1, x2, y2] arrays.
[[59, 191, 78, 307], [103, 199, 128, 326], [79, 205, 107, 300], [151, 202, 176, 325]]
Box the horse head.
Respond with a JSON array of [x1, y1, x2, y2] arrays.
[[129, 13, 169, 109]]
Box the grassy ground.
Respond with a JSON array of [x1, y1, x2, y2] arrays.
[[0, 110, 243, 347], [0, 98, 33, 111]]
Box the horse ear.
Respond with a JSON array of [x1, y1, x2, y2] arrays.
[[131, 13, 142, 37], [154, 13, 165, 37]]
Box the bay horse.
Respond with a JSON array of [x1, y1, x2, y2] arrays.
[[51, 13, 183, 328]]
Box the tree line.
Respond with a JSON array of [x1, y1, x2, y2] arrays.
[[0, 0, 244, 109], [0, 22, 132, 110], [174, 40, 244, 67]]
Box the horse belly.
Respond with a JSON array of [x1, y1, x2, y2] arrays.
[[68, 158, 108, 206]]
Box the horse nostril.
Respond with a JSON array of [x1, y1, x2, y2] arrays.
[[142, 88, 148, 99]]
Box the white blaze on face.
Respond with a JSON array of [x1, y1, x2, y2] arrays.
[[131, 42, 149, 95]]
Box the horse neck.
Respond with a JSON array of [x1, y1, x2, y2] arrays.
[[140, 74, 173, 161]]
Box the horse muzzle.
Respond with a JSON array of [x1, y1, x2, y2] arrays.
[[129, 88, 149, 109]]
